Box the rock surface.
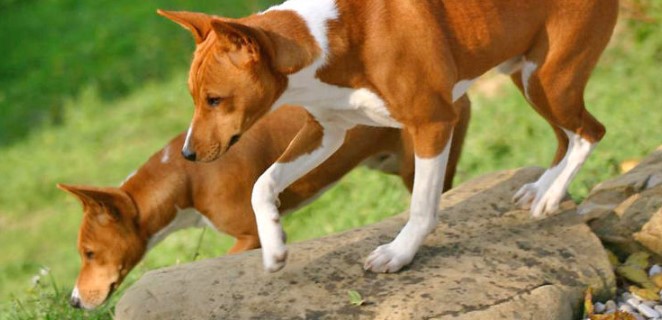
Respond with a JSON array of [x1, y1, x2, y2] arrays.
[[115, 168, 614, 320], [581, 148, 662, 257]]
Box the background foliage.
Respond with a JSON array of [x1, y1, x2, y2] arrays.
[[0, 0, 660, 318]]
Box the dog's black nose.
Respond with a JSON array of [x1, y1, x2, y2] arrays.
[[181, 149, 197, 161], [70, 296, 82, 309], [229, 134, 241, 147]]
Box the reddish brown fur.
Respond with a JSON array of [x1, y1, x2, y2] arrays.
[[160, 0, 617, 164], [62, 104, 468, 309], [61, 96, 471, 308]]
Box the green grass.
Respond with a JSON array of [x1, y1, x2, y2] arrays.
[[1, 0, 661, 319]]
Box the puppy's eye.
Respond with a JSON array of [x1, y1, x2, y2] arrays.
[[206, 97, 223, 107], [84, 250, 95, 260]]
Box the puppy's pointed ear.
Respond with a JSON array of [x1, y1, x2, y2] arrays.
[[157, 9, 213, 44], [57, 184, 136, 223], [211, 19, 262, 68]]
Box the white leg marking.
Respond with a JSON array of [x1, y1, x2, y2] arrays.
[[513, 130, 596, 218], [451, 79, 476, 103], [364, 137, 452, 273], [521, 60, 538, 101], [252, 124, 347, 272]]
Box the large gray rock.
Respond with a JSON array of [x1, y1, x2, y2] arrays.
[[579, 148, 662, 219], [115, 168, 614, 319], [580, 148, 662, 257]]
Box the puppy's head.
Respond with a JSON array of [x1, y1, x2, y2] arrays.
[[58, 184, 145, 310], [158, 10, 286, 162]]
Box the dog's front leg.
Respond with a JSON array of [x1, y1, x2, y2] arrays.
[[252, 113, 347, 272], [365, 123, 454, 273]]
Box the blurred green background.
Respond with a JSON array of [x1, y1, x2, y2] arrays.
[[0, 0, 660, 318]]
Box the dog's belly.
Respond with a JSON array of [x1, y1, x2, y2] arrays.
[[146, 208, 215, 250]]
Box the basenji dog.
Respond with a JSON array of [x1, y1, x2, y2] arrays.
[[59, 103, 471, 309], [158, 0, 616, 273]]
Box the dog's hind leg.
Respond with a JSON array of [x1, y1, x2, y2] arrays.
[[510, 8, 616, 218]]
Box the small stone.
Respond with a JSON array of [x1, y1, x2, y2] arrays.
[[619, 303, 634, 313], [628, 297, 643, 307], [650, 265, 662, 277], [605, 300, 617, 313], [623, 292, 635, 301], [594, 302, 606, 313], [638, 303, 661, 318], [643, 301, 657, 307], [655, 305, 662, 314], [652, 274, 662, 288]]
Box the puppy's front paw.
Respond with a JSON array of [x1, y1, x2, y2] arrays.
[[363, 242, 414, 273]]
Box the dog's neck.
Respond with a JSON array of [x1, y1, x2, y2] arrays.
[[243, 0, 337, 76], [119, 144, 193, 246]]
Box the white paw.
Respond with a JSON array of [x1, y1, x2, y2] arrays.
[[262, 241, 288, 273], [258, 220, 288, 272], [513, 183, 563, 219], [513, 183, 537, 210], [363, 242, 415, 273], [529, 188, 563, 219]]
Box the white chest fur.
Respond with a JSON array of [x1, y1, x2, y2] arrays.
[[273, 64, 403, 129]]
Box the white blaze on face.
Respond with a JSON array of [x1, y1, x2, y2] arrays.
[[183, 124, 194, 153]]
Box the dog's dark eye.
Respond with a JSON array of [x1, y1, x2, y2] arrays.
[[84, 250, 95, 260], [207, 97, 222, 107]]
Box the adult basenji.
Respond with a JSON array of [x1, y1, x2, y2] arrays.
[[59, 102, 470, 309], [158, 0, 616, 273]]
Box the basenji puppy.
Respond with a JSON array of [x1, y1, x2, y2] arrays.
[[157, 0, 615, 273], [59, 102, 471, 309]]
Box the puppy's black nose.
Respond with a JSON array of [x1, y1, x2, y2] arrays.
[[70, 296, 82, 309], [181, 149, 197, 161]]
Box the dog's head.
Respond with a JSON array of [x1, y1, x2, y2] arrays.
[[58, 184, 145, 310], [158, 10, 288, 162]]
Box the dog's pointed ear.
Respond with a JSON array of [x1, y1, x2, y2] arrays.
[[211, 19, 261, 68], [57, 184, 136, 223], [157, 9, 213, 44]]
